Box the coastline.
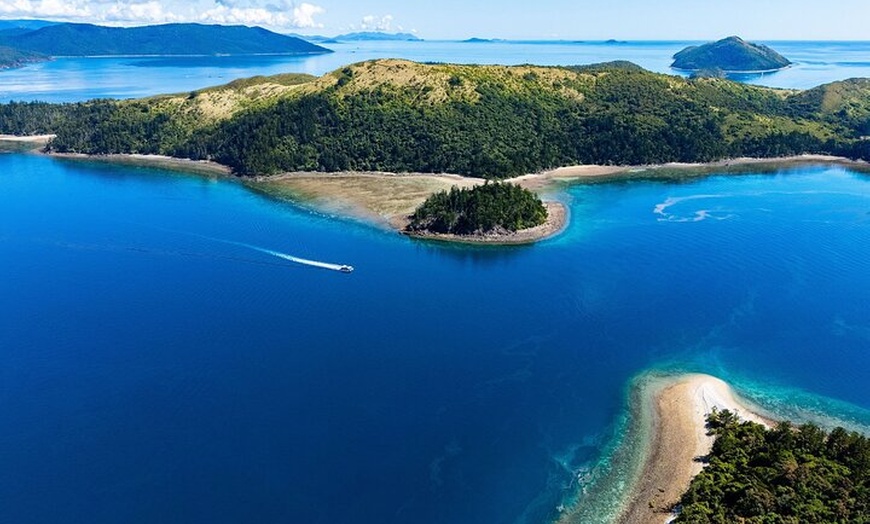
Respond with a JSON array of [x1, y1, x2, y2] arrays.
[[556, 372, 774, 524], [48, 152, 232, 177], [30, 150, 870, 245], [0, 134, 56, 143], [614, 374, 772, 524]]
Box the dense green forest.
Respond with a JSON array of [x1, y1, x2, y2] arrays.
[[675, 409, 870, 523], [407, 182, 547, 234], [1, 59, 869, 178]]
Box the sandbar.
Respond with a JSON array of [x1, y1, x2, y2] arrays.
[[49, 152, 231, 177], [616, 374, 772, 524], [0, 134, 56, 143]]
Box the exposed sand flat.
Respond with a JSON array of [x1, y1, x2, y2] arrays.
[[49, 153, 231, 176], [617, 374, 772, 524], [513, 154, 870, 192], [252, 171, 483, 229], [255, 171, 567, 244], [0, 134, 56, 143]]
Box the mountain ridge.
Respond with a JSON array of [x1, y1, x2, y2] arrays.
[[0, 22, 331, 57]]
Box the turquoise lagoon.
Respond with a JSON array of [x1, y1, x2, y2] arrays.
[[1, 152, 868, 523]]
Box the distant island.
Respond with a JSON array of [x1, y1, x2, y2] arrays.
[[0, 22, 331, 57], [292, 31, 421, 43], [463, 37, 505, 43], [672, 36, 791, 72], [335, 32, 421, 42]]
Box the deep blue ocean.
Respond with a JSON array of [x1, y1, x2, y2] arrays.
[[1, 40, 870, 523]]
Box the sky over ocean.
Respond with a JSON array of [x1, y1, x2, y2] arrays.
[[1, 0, 869, 40]]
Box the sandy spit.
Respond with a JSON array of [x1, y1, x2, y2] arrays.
[[617, 374, 772, 524]]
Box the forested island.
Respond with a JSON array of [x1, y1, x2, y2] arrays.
[[407, 182, 547, 236], [672, 36, 791, 72], [675, 409, 870, 523]]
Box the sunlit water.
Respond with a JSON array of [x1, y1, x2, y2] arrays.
[[2, 40, 870, 102], [2, 37, 870, 524], [1, 153, 868, 523]]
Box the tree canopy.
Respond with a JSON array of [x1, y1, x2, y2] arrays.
[[2, 60, 869, 178], [407, 182, 547, 235], [675, 409, 870, 523]]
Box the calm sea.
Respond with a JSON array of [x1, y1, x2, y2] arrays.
[[2, 40, 870, 102], [1, 40, 870, 523], [1, 154, 868, 523]]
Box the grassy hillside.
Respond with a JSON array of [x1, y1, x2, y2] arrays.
[[2, 59, 869, 177], [0, 23, 331, 56]]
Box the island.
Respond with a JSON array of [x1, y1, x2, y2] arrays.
[[0, 22, 330, 56], [2, 58, 870, 242], [333, 31, 422, 42], [405, 182, 559, 243], [672, 36, 791, 73]]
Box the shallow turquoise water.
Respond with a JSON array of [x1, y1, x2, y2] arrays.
[[1, 154, 868, 523]]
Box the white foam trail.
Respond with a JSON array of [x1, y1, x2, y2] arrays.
[[187, 233, 353, 273], [260, 249, 352, 272]]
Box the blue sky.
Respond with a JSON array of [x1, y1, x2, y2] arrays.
[[0, 0, 867, 40]]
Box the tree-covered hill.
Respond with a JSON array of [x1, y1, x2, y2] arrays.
[[1, 59, 869, 177], [0, 23, 331, 57], [672, 36, 791, 72], [675, 409, 870, 523]]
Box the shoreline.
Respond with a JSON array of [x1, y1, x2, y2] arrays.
[[28, 149, 870, 245], [614, 374, 772, 524], [0, 134, 56, 143], [47, 152, 232, 177]]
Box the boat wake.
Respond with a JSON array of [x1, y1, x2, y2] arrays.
[[257, 248, 354, 273], [177, 231, 354, 273]]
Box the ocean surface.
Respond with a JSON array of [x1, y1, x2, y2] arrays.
[[2, 40, 870, 102], [1, 39, 870, 523], [1, 154, 869, 523]]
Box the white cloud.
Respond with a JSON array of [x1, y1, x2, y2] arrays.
[[0, 0, 92, 19], [360, 14, 393, 32], [103, 2, 179, 23], [291, 2, 323, 28], [0, 0, 326, 29]]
